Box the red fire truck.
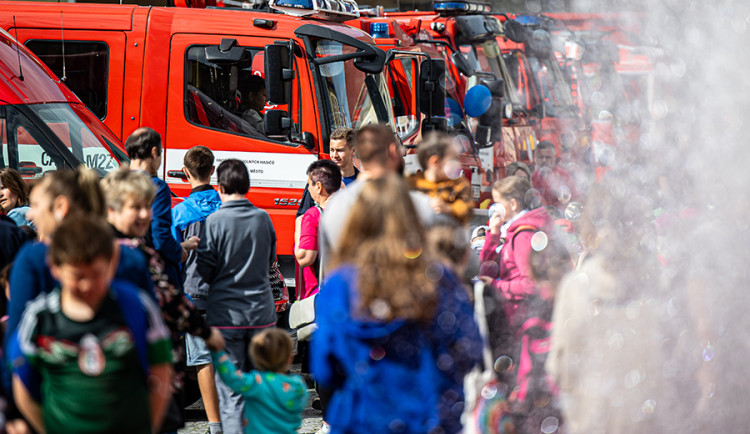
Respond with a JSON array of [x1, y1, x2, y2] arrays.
[[380, 3, 539, 206], [496, 14, 589, 159], [0, 1, 445, 267]]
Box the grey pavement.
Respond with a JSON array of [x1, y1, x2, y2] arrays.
[[178, 393, 323, 434]]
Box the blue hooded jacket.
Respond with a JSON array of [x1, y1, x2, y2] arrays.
[[171, 186, 222, 300], [311, 265, 481, 434]]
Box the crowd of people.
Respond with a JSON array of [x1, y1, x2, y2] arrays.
[[0, 120, 687, 434]]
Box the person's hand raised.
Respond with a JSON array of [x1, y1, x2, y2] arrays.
[[205, 327, 226, 351]]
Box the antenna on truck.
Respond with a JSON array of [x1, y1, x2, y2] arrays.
[[12, 16, 23, 81], [60, 11, 67, 82]]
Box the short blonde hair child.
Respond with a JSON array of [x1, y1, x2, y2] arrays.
[[101, 168, 155, 211], [249, 328, 294, 372]]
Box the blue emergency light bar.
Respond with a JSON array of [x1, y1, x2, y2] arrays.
[[432, 0, 491, 14], [369, 22, 390, 38], [269, 0, 359, 21], [514, 15, 542, 27]]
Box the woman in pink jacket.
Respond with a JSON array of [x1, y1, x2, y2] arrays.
[[479, 176, 552, 329]]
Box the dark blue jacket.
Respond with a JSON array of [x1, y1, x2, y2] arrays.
[[149, 176, 183, 288], [0, 214, 30, 270], [311, 265, 481, 434], [171, 186, 222, 301]]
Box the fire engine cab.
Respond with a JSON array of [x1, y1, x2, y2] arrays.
[[0, 1, 444, 265], [381, 1, 539, 206], [498, 14, 590, 158]]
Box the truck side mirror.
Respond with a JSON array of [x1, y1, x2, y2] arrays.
[[450, 52, 475, 77], [419, 58, 446, 119], [503, 20, 528, 44], [264, 109, 291, 138], [528, 29, 552, 57], [482, 78, 505, 98], [265, 44, 293, 105]]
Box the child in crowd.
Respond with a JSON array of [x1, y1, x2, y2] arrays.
[[207, 328, 308, 434], [170, 145, 224, 434], [11, 216, 173, 434], [408, 133, 474, 225]]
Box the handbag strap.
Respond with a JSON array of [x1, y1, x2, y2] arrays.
[[473, 281, 494, 371]]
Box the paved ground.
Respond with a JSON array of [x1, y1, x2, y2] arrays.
[[178, 363, 323, 434]]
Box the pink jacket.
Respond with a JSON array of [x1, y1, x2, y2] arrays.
[[479, 207, 552, 325]]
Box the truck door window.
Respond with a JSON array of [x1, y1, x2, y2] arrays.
[[25, 40, 109, 120], [185, 45, 296, 141]]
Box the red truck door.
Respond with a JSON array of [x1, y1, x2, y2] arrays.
[[165, 33, 318, 255]]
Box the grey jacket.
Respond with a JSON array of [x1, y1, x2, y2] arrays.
[[196, 199, 276, 327]]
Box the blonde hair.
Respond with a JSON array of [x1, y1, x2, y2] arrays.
[[332, 175, 437, 322], [101, 168, 155, 211], [492, 176, 532, 209], [249, 328, 293, 372]]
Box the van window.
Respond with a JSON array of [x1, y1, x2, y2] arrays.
[[0, 106, 67, 178], [185, 45, 294, 140], [25, 40, 109, 120]]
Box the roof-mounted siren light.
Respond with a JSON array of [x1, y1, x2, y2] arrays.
[[370, 22, 390, 39], [432, 0, 490, 15], [514, 15, 542, 28], [269, 0, 359, 22]]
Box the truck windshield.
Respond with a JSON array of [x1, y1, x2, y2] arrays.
[[459, 40, 522, 105], [313, 40, 394, 132], [1, 103, 123, 178], [527, 56, 576, 117]]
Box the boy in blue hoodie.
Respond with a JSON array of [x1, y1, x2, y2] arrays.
[[171, 145, 223, 434]]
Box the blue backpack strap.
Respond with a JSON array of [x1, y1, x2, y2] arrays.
[[110, 279, 151, 377]]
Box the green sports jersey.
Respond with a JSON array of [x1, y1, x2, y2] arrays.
[[17, 288, 172, 434]]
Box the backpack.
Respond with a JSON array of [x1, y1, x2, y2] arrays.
[[509, 298, 557, 405]]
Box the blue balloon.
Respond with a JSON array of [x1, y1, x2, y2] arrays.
[[464, 85, 492, 118], [445, 97, 463, 128]]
